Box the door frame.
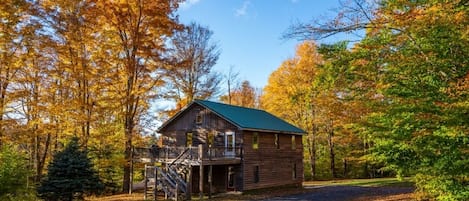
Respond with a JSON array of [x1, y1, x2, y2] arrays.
[[224, 131, 235, 157]]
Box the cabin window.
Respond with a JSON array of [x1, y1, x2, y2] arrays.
[[252, 132, 259, 150], [195, 112, 203, 124], [208, 131, 215, 147], [253, 165, 259, 183], [291, 135, 296, 150], [274, 134, 279, 149], [186, 132, 193, 147], [292, 163, 297, 179]]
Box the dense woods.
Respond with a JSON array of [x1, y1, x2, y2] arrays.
[[275, 0, 468, 200], [0, 0, 467, 200], [0, 0, 184, 195]]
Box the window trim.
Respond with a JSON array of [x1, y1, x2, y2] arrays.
[[195, 112, 203, 124], [275, 134, 279, 149], [186, 132, 193, 147], [291, 135, 296, 150], [208, 131, 215, 147], [252, 132, 259, 150]]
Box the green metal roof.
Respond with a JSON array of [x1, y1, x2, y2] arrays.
[[194, 100, 306, 135]]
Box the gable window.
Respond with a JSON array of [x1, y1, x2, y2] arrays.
[[195, 112, 203, 124], [252, 132, 259, 150], [186, 132, 193, 147], [253, 165, 259, 183], [274, 134, 279, 149], [291, 135, 296, 150]]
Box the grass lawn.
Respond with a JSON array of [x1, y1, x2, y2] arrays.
[[304, 177, 414, 187]]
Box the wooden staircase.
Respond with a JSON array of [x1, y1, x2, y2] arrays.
[[144, 147, 197, 201]]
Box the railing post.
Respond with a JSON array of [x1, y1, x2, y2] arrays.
[[198, 144, 203, 160], [144, 165, 148, 200], [198, 144, 204, 200], [175, 183, 178, 201], [186, 165, 192, 200], [165, 146, 168, 161], [154, 166, 158, 201]]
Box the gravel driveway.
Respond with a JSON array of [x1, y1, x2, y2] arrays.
[[260, 186, 414, 201]]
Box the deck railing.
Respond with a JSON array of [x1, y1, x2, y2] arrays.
[[133, 145, 242, 161]]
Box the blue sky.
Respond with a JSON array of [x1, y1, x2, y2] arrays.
[[176, 0, 345, 89]]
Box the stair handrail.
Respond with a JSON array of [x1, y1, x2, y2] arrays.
[[168, 147, 191, 167]]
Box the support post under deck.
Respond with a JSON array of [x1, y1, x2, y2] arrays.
[[198, 145, 204, 200]]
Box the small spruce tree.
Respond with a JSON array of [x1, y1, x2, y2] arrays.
[[37, 137, 103, 201]]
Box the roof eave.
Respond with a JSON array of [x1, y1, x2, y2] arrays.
[[239, 127, 306, 135]]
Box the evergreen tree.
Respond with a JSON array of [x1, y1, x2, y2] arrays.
[[37, 137, 103, 201]]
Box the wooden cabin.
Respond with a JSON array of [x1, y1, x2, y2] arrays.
[[140, 100, 305, 200]]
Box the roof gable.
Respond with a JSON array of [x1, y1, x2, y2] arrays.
[[193, 100, 306, 134], [158, 100, 306, 134]]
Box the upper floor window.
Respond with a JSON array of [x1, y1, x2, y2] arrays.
[[196, 112, 203, 124], [291, 135, 296, 150], [252, 132, 259, 150], [186, 132, 193, 147], [274, 134, 279, 149], [208, 131, 215, 147]]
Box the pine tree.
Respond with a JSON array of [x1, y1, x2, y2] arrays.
[[37, 137, 103, 201]]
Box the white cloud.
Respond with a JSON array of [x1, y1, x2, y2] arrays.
[[235, 1, 251, 17], [180, 0, 201, 10]]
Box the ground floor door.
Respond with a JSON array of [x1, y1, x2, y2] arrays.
[[227, 166, 235, 191]]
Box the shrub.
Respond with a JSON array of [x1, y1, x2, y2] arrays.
[[0, 145, 31, 200]]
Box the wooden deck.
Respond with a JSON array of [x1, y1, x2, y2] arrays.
[[132, 145, 242, 166]]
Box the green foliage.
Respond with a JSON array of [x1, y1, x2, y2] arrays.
[[0, 145, 32, 200], [356, 1, 469, 200], [88, 143, 124, 194], [37, 137, 104, 201], [288, 0, 468, 199]]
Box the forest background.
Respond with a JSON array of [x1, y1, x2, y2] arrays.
[[0, 0, 467, 200]]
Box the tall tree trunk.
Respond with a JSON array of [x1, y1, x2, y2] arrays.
[[309, 106, 317, 180], [328, 120, 336, 178], [123, 71, 138, 193], [343, 158, 347, 178], [123, 120, 133, 193], [309, 126, 317, 180], [36, 133, 51, 182], [0, 84, 7, 147]]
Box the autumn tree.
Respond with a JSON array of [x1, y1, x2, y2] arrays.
[[220, 80, 258, 108], [223, 66, 240, 105], [97, 0, 182, 192], [0, 0, 33, 147], [286, 0, 469, 199], [262, 41, 322, 179], [163, 22, 221, 112], [40, 0, 103, 148]]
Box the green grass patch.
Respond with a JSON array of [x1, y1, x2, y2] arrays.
[[304, 177, 414, 188]]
